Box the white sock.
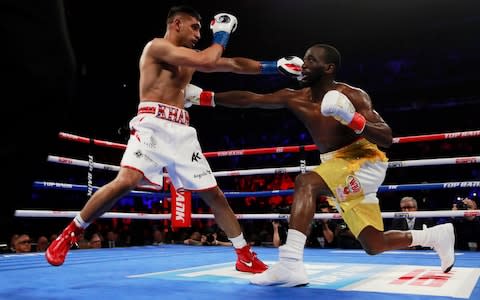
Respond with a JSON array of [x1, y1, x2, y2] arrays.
[[229, 233, 247, 249], [73, 214, 90, 229], [410, 229, 429, 247], [280, 229, 306, 262]]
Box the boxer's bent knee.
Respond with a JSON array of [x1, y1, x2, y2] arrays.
[[358, 226, 386, 255], [114, 168, 143, 189]]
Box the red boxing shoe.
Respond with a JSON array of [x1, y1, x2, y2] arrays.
[[45, 221, 84, 266], [235, 245, 268, 273]]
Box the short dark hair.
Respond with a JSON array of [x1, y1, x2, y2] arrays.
[[167, 5, 201, 24], [313, 44, 341, 70]]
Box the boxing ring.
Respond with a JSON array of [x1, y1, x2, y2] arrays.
[[2, 246, 480, 299], [3, 130, 480, 299]]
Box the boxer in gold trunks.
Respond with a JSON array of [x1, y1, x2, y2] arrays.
[[187, 43, 455, 287]]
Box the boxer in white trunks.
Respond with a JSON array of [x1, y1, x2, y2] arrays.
[[45, 5, 302, 273]]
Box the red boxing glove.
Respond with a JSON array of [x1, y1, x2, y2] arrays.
[[184, 84, 215, 108]]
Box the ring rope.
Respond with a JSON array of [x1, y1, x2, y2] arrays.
[[38, 131, 479, 223], [33, 180, 480, 198], [58, 129, 480, 157], [47, 155, 480, 178], [14, 209, 480, 220]]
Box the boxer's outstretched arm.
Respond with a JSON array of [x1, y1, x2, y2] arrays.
[[215, 89, 294, 109], [147, 38, 224, 69], [151, 12, 237, 69], [198, 57, 261, 74], [199, 56, 303, 77]]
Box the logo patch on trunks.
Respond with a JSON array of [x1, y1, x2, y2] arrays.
[[335, 175, 362, 201], [346, 175, 362, 194]]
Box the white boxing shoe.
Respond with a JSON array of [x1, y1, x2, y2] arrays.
[[249, 260, 309, 287], [429, 223, 455, 273]]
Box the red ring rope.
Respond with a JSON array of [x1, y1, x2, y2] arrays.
[[58, 129, 480, 158]]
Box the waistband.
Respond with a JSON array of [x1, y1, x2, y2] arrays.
[[320, 138, 385, 163], [138, 102, 189, 126]]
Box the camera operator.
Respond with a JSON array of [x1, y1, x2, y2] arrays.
[[452, 197, 480, 251], [204, 230, 233, 246], [307, 202, 338, 248]]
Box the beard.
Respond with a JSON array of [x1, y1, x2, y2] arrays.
[[298, 77, 311, 88], [298, 71, 324, 88]]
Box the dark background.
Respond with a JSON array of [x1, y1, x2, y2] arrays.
[[58, 0, 480, 191], [4, 0, 480, 241], [60, 0, 480, 141]]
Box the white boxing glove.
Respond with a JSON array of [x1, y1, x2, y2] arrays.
[[321, 90, 366, 134], [260, 56, 303, 78], [184, 84, 215, 108], [210, 13, 238, 48], [277, 56, 303, 77]]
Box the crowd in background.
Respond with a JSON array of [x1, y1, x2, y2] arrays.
[[3, 126, 479, 253], [2, 5, 479, 253], [3, 166, 479, 254]]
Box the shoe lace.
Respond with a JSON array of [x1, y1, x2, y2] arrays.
[[71, 233, 80, 248], [64, 230, 80, 248], [250, 250, 263, 262]]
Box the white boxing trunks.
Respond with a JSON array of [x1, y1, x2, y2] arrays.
[[120, 102, 217, 191]]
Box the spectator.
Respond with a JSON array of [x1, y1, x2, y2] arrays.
[[49, 234, 58, 244], [6, 234, 19, 253], [390, 196, 435, 250], [204, 231, 233, 246], [76, 232, 90, 249], [393, 196, 418, 230], [104, 230, 124, 248], [184, 231, 203, 246], [89, 233, 103, 249], [452, 198, 480, 251], [391, 197, 434, 230], [14, 234, 32, 253], [151, 229, 165, 246], [36, 236, 49, 252]]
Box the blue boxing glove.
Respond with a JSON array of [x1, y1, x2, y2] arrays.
[[210, 13, 238, 49], [260, 56, 303, 78]]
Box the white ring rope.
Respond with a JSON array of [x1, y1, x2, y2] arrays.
[[29, 138, 479, 223], [47, 155, 480, 178], [14, 209, 480, 220]]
